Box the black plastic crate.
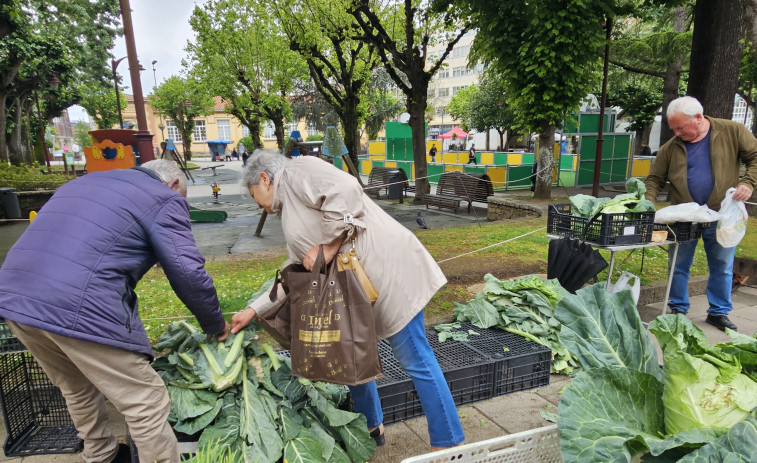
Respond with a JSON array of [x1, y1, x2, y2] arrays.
[[653, 221, 713, 242], [452, 323, 552, 395], [0, 352, 82, 456], [0, 318, 25, 353], [547, 203, 654, 246], [129, 430, 198, 463]]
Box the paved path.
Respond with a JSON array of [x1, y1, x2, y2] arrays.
[[1, 159, 755, 462]]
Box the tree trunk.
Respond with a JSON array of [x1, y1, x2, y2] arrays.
[[341, 103, 361, 173], [0, 91, 10, 164], [659, 6, 687, 145], [273, 117, 285, 151], [688, 0, 744, 118], [8, 97, 27, 165], [534, 124, 555, 199], [408, 93, 430, 198], [249, 119, 263, 149]]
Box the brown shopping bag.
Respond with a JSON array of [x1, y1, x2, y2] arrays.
[[255, 269, 292, 349], [287, 246, 382, 385]]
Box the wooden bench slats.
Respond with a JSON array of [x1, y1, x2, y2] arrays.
[[365, 167, 412, 198], [421, 172, 493, 213]]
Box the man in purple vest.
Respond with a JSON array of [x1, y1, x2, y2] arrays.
[[645, 96, 757, 332], [0, 160, 229, 463]]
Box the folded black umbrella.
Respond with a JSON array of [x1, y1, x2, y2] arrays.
[[548, 236, 608, 293]]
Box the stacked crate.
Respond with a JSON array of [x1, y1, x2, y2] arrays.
[[0, 318, 82, 456]]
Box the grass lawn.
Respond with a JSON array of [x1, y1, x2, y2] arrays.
[[136, 216, 757, 343]]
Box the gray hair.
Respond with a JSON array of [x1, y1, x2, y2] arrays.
[[667, 96, 704, 119], [141, 159, 187, 195], [240, 149, 290, 191]]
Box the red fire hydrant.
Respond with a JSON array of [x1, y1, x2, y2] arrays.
[[211, 182, 221, 203]]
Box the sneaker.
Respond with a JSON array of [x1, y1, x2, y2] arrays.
[[369, 424, 385, 447], [669, 308, 687, 315], [705, 315, 738, 332]]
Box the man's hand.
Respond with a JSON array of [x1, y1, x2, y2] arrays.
[[732, 184, 754, 202], [211, 321, 231, 342], [231, 307, 257, 334]]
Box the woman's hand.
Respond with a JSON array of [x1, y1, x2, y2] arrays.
[[231, 307, 257, 334], [302, 238, 343, 271]]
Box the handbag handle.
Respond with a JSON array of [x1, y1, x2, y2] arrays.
[[269, 269, 289, 302]]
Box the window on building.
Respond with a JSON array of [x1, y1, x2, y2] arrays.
[[438, 88, 450, 97], [217, 119, 231, 140], [193, 120, 207, 142], [287, 122, 298, 136], [307, 122, 318, 137], [452, 45, 470, 59], [733, 95, 754, 129], [438, 68, 449, 79], [264, 121, 275, 139], [241, 125, 250, 138], [427, 88, 435, 97], [453, 66, 468, 77], [452, 85, 467, 96], [473, 64, 484, 75], [166, 120, 181, 142]]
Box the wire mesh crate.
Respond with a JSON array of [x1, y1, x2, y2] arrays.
[[547, 204, 654, 246], [0, 351, 82, 456], [400, 424, 561, 463], [0, 318, 25, 354], [653, 221, 713, 242]]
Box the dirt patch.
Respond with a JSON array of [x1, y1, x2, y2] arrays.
[[438, 254, 544, 285]]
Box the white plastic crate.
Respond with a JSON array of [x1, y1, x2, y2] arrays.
[[400, 425, 561, 463]]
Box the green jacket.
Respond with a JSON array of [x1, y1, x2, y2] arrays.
[[644, 116, 757, 211]]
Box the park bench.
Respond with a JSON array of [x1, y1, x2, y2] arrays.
[[421, 171, 494, 213], [364, 166, 412, 198], [201, 164, 225, 176]]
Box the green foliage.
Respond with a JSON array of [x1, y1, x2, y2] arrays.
[[445, 273, 577, 374], [78, 85, 126, 130], [569, 178, 655, 217], [0, 163, 69, 191], [73, 121, 93, 149], [148, 76, 215, 160], [153, 322, 375, 462], [187, 0, 304, 150], [237, 136, 254, 152], [447, 85, 478, 132], [555, 283, 757, 461]]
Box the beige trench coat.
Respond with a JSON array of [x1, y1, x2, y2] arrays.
[[269, 156, 446, 339]]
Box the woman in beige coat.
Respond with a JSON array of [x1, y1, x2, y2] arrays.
[[231, 151, 464, 450]]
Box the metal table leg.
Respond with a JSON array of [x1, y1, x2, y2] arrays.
[[605, 251, 616, 290], [662, 242, 679, 316]]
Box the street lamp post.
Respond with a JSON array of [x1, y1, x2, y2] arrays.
[[111, 56, 127, 129], [33, 76, 60, 173], [152, 60, 165, 141]]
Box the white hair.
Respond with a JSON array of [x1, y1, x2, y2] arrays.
[[141, 159, 187, 196], [240, 149, 290, 191], [667, 96, 704, 119]]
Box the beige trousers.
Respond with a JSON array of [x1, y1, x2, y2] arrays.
[[8, 321, 179, 463]]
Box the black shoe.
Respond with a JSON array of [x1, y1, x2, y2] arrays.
[[669, 308, 687, 315], [111, 443, 132, 463], [705, 315, 738, 332], [369, 424, 385, 447]]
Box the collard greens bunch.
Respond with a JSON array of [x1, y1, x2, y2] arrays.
[[151, 321, 376, 463], [554, 283, 757, 462], [569, 177, 656, 218], [441, 274, 577, 375]]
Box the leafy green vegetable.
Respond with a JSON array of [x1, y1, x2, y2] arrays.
[[555, 283, 662, 382], [153, 321, 375, 462], [569, 177, 655, 218], [676, 416, 757, 462], [446, 273, 576, 374], [556, 284, 757, 462], [649, 315, 757, 435]]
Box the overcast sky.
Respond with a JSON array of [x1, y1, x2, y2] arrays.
[[69, 0, 206, 122]]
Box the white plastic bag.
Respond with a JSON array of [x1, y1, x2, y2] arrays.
[[607, 271, 641, 305], [716, 188, 749, 248], [654, 203, 719, 224]]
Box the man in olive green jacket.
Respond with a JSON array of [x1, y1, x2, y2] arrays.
[[645, 96, 757, 332]]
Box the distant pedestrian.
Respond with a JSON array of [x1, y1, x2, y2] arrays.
[[429, 145, 437, 163], [242, 150, 249, 166], [467, 144, 476, 164], [639, 142, 652, 157], [225, 150, 232, 162], [231, 149, 238, 161]]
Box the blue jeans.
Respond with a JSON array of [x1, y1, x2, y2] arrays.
[[668, 225, 735, 315], [348, 310, 465, 447]]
